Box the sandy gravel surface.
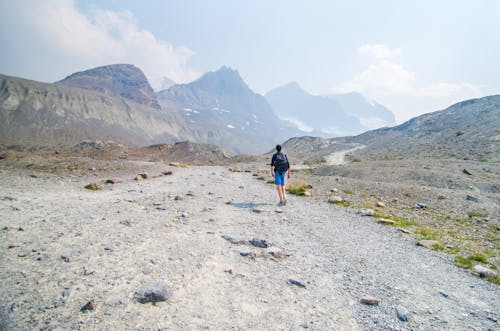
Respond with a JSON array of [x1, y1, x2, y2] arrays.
[[1, 163, 499, 330]]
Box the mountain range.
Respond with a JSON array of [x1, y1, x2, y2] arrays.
[[265, 82, 396, 137], [282, 95, 500, 162], [1, 63, 497, 160]]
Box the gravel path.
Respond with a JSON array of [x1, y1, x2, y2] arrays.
[[1, 164, 498, 330]]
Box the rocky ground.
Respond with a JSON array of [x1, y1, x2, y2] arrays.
[[1, 149, 499, 330]]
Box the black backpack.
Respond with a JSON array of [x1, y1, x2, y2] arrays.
[[274, 152, 289, 172]]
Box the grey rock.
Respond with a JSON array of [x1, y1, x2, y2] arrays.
[[466, 195, 478, 202], [471, 265, 497, 278], [136, 282, 172, 304], [62, 289, 71, 299], [360, 208, 375, 216], [17, 251, 29, 258], [417, 240, 439, 250], [288, 279, 306, 288], [439, 290, 449, 298], [222, 235, 247, 245], [414, 203, 427, 209], [37, 254, 50, 261], [80, 300, 96, 312], [250, 238, 269, 248], [60, 253, 71, 262], [396, 305, 410, 321], [462, 168, 473, 175]]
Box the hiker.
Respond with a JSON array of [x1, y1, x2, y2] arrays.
[[270, 144, 291, 205]]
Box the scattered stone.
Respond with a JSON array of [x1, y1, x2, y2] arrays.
[[466, 195, 478, 202], [288, 279, 306, 288], [222, 235, 247, 245], [439, 291, 449, 298], [462, 168, 473, 176], [417, 240, 439, 250], [304, 191, 312, 197], [80, 300, 96, 312], [252, 208, 264, 213], [136, 282, 172, 304], [250, 238, 269, 248], [119, 220, 132, 227], [224, 268, 234, 274], [360, 209, 375, 216], [330, 188, 339, 193], [399, 228, 411, 234], [17, 251, 29, 258], [61, 253, 71, 263], [360, 296, 380, 305], [162, 171, 173, 176], [103, 244, 113, 252], [328, 196, 344, 204], [84, 183, 102, 190], [376, 218, 396, 225], [225, 201, 232, 205], [8, 244, 20, 249], [62, 289, 71, 299], [229, 168, 242, 172], [414, 203, 427, 209], [174, 195, 184, 201], [135, 173, 149, 180], [105, 178, 122, 184], [275, 208, 284, 213], [472, 265, 497, 278], [396, 305, 410, 321], [36, 254, 50, 261], [376, 201, 386, 208], [267, 247, 285, 259]]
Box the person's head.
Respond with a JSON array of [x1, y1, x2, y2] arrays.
[[276, 144, 282, 152]]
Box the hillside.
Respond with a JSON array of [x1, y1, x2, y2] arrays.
[[0, 74, 184, 147], [347, 95, 500, 161]]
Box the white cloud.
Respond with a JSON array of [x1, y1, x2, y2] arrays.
[[358, 44, 402, 59], [0, 0, 198, 89], [334, 44, 485, 123], [335, 60, 414, 95]]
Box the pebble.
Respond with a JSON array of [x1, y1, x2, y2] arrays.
[[250, 238, 269, 248], [80, 300, 96, 312], [61, 253, 71, 262], [18, 251, 29, 258], [376, 201, 386, 208], [466, 195, 478, 202], [174, 195, 184, 201], [414, 203, 427, 209], [136, 282, 173, 304], [288, 279, 306, 288], [417, 240, 439, 250], [360, 296, 380, 305], [396, 305, 410, 321], [360, 209, 375, 216], [328, 196, 344, 203]]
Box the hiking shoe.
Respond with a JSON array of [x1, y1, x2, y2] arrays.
[[283, 197, 287, 205]]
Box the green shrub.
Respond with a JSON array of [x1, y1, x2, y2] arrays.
[[287, 181, 309, 196], [455, 256, 473, 269]]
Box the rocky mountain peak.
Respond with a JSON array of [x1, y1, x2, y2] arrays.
[[190, 66, 249, 94], [57, 64, 160, 109]]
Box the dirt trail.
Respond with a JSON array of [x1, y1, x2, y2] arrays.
[[1, 164, 498, 330], [326, 145, 365, 165]]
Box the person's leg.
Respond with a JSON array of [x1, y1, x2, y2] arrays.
[[276, 185, 283, 203]]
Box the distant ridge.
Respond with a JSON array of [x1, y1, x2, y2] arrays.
[[58, 64, 160, 109]]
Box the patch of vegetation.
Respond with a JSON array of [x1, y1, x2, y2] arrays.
[[332, 200, 351, 207], [478, 157, 489, 163], [287, 181, 309, 196], [266, 179, 275, 184], [437, 195, 446, 200], [373, 213, 415, 228], [454, 253, 490, 270], [455, 255, 474, 269], [343, 189, 354, 195], [84, 183, 102, 190], [487, 274, 500, 285], [346, 154, 361, 163], [415, 228, 442, 240], [467, 211, 487, 218]]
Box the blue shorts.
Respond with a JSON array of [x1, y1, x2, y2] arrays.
[[274, 170, 286, 186]]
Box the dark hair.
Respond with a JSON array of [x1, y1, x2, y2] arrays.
[[276, 144, 282, 152]]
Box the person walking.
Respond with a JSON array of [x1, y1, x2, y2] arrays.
[[270, 144, 290, 206]]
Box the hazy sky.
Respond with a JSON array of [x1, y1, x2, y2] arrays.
[[1, 0, 499, 122]]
